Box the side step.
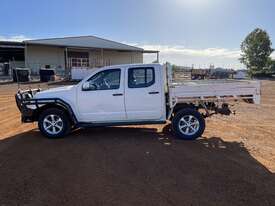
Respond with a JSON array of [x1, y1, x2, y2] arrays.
[[77, 120, 167, 128]]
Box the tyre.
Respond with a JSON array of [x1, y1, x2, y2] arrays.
[[38, 108, 71, 138], [172, 108, 205, 140]]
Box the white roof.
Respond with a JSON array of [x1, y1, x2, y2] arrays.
[[24, 36, 143, 52]]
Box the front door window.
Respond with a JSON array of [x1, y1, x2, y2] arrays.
[[85, 69, 121, 90]]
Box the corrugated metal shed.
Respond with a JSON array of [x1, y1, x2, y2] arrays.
[[24, 36, 144, 51]]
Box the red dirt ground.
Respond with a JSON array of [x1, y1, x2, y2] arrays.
[[0, 80, 275, 206]]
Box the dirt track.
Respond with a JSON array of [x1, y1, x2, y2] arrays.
[[0, 81, 275, 206]]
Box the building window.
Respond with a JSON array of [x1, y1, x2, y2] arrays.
[[71, 58, 89, 67], [68, 51, 89, 68]]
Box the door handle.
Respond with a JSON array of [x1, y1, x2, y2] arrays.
[[113, 93, 123, 96], [148, 91, 159, 95]]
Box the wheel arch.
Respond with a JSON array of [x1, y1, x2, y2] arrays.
[[171, 103, 197, 119], [34, 102, 77, 125]]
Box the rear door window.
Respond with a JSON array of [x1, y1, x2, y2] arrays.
[[128, 67, 155, 88]]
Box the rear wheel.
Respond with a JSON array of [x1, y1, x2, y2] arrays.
[[38, 108, 71, 138], [172, 108, 205, 140]]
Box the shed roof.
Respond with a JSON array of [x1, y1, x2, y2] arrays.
[[0, 41, 25, 49], [24, 36, 144, 52]]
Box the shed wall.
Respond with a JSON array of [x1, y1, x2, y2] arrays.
[[26, 45, 65, 75], [26, 45, 143, 76]]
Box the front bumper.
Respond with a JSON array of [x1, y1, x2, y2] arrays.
[[20, 107, 36, 122], [15, 89, 41, 123]]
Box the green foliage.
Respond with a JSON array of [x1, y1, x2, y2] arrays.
[[240, 28, 274, 77], [267, 59, 275, 73]]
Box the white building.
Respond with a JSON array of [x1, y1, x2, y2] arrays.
[[0, 36, 159, 79]]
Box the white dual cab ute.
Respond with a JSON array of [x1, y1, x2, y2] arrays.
[[15, 63, 261, 140]]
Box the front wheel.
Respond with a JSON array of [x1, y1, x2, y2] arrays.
[[172, 108, 205, 140], [38, 108, 71, 138]]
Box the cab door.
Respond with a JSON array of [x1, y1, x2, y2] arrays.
[[125, 66, 163, 120], [77, 68, 126, 122]]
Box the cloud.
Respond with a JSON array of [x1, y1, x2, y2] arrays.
[[140, 44, 241, 59], [0, 35, 30, 42], [132, 43, 275, 69], [126, 43, 243, 69]]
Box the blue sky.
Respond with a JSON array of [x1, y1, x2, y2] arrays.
[[1, 0, 275, 69]]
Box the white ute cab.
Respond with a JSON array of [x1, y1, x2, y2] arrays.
[[15, 63, 261, 140]]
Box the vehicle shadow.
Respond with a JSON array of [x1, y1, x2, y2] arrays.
[[0, 125, 275, 206]]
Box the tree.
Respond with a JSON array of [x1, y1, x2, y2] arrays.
[[240, 28, 274, 77]]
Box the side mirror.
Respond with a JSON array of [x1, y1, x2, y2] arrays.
[[82, 82, 97, 91], [82, 82, 91, 91]]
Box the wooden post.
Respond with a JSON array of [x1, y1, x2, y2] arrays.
[[65, 47, 69, 79], [101, 48, 104, 67], [24, 42, 28, 68]]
